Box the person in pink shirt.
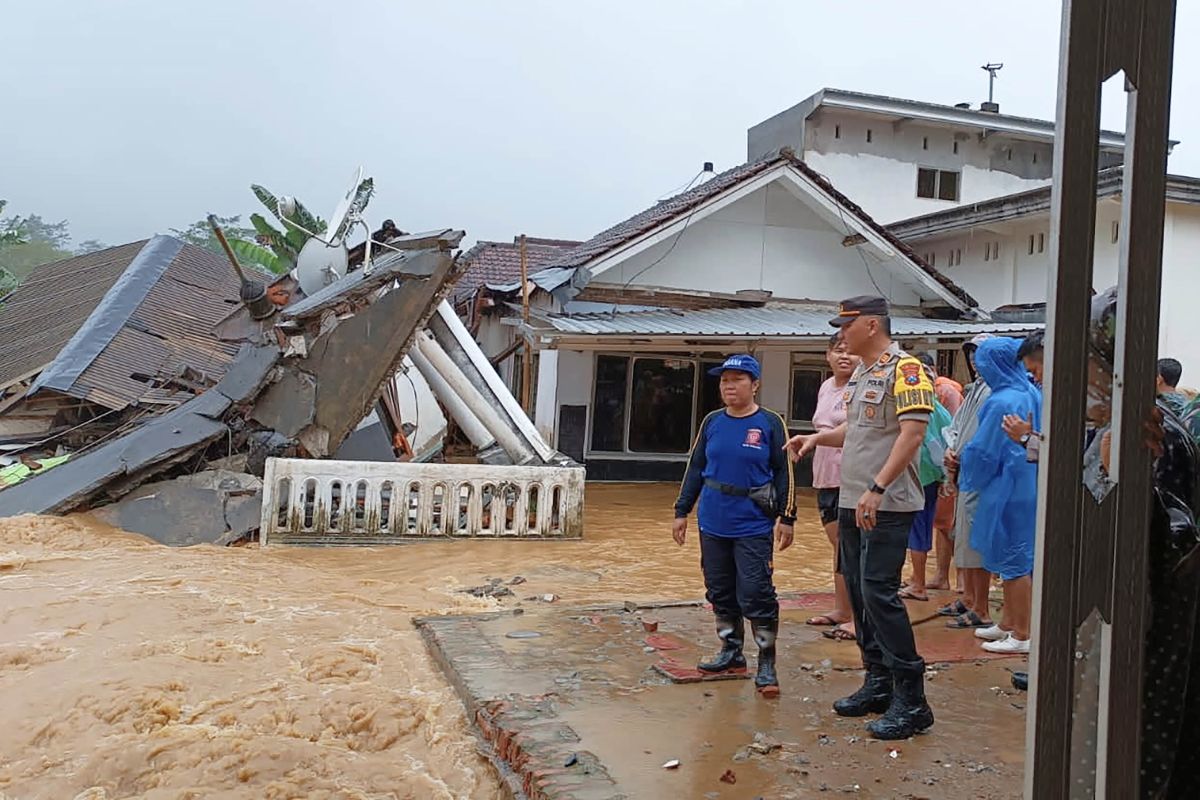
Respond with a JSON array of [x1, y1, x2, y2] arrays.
[[806, 334, 861, 640]]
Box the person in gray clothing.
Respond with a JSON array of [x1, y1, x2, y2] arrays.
[[939, 334, 995, 629]]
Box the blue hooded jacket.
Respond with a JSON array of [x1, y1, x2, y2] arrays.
[[960, 337, 1042, 580]]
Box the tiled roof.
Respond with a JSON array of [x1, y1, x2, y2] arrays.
[[0, 241, 146, 390], [537, 149, 978, 309], [6, 236, 266, 411], [452, 237, 580, 302]]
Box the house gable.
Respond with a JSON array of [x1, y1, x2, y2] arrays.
[[580, 160, 975, 311]]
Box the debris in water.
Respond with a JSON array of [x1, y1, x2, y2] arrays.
[[888, 748, 900, 759], [662, 759, 680, 769], [800, 662, 815, 671], [748, 732, 782, 755], [642, 620, 659, 632], [564, 753, 579, 768], [510, 576, 527, 585], [505, 630, 542, 639], [540, 593, 558, 603], [720, 769, 737, 784], [624, 601, 639, 613], [463, 584, 513, 598]]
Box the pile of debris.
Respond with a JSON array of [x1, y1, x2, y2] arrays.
[[0, 223, 572, 544]]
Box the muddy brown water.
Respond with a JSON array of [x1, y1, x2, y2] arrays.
[[0, 484, 893, 799]]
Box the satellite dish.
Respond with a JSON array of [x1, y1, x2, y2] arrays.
[[295, 238, 348, 296], [324, 166, 363, 246]]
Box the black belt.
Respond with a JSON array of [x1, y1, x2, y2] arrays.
[[704, 478, 751, 496]]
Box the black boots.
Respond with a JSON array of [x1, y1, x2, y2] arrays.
[[833, 664, 893, 717], [697, 615, 746, 674], [1011, 671, 1028, 692], [750, 618, 780, 697], [866, 669, 934, 740]]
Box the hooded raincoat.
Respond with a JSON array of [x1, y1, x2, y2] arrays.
[[959, 337, 1041, 580]]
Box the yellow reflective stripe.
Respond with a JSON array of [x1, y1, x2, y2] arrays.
[[769, 409, 796, 517], [674, 410, 720, 510]]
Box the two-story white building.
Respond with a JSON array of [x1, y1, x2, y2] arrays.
[[457, 88, 1195, 483]]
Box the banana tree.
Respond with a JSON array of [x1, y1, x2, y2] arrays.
[[231, 178, 374, 275]]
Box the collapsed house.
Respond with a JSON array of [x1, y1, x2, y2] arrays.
[[0, 229, 582, 545]]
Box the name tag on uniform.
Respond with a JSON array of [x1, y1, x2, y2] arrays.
[[860, 376, 887, 404]]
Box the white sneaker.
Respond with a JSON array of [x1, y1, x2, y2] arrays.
[[982, 635, 1031, 654], [974, 624, 1008, 641]]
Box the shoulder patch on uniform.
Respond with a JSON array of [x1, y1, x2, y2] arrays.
[[894, 356, 934, 415]]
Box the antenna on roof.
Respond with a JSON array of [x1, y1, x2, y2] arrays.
[[981, 63, 1004, 112], [207, 215, 275, 320]]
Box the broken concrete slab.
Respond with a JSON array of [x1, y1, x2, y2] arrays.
[[250, 370, 316, 438], [0, 398, 228, 516], [0, 241, 464, 519], [92, 469, 263, 547]]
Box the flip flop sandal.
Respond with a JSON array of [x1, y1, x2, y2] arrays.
[[898, 588, 929, 601], [822, 626, 856, 641], [946, 610, 990, 629], [938, 599, 969, 617], [806, 614, 841, 626]]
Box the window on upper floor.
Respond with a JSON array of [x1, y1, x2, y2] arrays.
[[947, 248, 962, 267], [866, 129, 873, 143], [1112, 221, 1119, 243], [953, 141, 960, 155], [917, 168, 961, 201], [834, 124, 841, 139], [1038, 233, 1046, 253]]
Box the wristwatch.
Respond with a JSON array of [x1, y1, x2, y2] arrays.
[[868, 481, 887, 495], [1019, 433, 1032, 445]]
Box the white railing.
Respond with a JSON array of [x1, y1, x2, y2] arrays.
[[259, 457, 585, 545]]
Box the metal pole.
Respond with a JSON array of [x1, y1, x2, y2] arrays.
[[519, 234, 533, 414]]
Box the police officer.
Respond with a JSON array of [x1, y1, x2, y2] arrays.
[[787, 296, 935, 740], [674, 354, 797, 697]]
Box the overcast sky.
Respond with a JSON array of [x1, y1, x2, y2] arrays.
[[3, 1, 1198, 248]]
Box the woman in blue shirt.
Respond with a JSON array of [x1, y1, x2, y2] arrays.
[[672, 354, 798, 697]]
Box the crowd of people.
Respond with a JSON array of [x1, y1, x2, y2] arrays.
[[670, 291, 1200, 787]]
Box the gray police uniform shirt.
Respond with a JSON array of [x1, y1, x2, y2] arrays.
[[838, 341, 934, 513]]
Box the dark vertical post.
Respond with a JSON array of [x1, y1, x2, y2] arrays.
[[1027, 1, 1177, 797]]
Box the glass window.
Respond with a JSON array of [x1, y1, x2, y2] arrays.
[[790, 367, 827, 425], [628, 358, 695, 453], [917, 168, 937, 199], [696, 360, 726, 423], [937, 169, 960, 201], [590, 355, 628, 452]]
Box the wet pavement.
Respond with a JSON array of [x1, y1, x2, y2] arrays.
[[0, 483, 1027, 799], [418, 593, 1026, 799]]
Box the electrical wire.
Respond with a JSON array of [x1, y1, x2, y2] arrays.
[[621, 203, 703, 290]]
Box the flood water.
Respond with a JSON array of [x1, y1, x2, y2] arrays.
[[0, 484, 839, 799]]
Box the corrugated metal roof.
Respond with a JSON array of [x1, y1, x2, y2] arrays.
[[536, 305, 1039, 339], [0, 241, 147, 389]]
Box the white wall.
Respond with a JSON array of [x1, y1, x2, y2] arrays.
[[603, 183, 924, 306], [1162, 204, 1200, 363], [756, 349, 792, 415], [901, 199, 1200, 366], [802, 112, 1054, 224]]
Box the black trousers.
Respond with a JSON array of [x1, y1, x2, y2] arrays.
[[699, 531, 779, 621], [838, 508, 925, 674]]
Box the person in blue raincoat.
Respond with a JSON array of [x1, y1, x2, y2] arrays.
[[958, 337, 1041, 654]]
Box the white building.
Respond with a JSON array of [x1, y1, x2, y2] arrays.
[[457, 87, 1195, 483], [747, 88, 1170, 224]]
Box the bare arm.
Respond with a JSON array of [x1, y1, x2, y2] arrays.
[[875, 418, 927, 488], [785, 422, 847, 461]]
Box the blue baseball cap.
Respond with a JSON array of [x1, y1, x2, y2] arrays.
[[708, 354, 761, 380]]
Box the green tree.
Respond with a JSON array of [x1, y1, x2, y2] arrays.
[[0, 203, 73, 282], [169, 214, 256, 254], [74, 239, 109, 255]]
